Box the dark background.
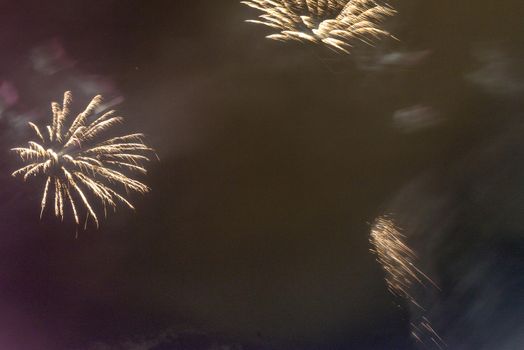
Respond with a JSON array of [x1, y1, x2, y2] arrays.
[[0, 1, 523, 349]]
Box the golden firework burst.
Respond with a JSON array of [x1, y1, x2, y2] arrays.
[[370, 216, 439, 308], [370, 216, 446, 348], [12, 91, 154, 229], [241, 0, 397, 53]]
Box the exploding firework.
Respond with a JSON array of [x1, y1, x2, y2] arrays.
[[370, 216, 438, 307], [241, 0, 397, 53], [11, 91, 154, 229], [370, 216, 446, 348]]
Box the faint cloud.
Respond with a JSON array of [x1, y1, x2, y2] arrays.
[[466, 45, 524, 97], [355, 49, 432, 71], [393, 105, 442, 133], [0, 80, 18, 113], [31, 38, 76, 75]]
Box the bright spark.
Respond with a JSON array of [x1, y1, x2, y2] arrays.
[[241, 0, 397, 53], [12, 91, 155, 229]]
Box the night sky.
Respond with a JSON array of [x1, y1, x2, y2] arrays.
[[1, 1, 523, 349]]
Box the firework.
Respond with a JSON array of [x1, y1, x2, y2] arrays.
[[12, 91, 154, 229], [370, 216, 445, 348], [370, 216, 438, 307], [241, 0, 397, 53], [411, 317, 447, 350]]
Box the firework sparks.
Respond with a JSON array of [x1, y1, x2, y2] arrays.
[[411, 317, 447, 350], [370, 216, 438, 307], [12, 91, 154, 229], [370, 216, 446, 348], [241, 0, 397, 53]]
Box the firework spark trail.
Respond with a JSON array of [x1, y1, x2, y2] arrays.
[[241, 0, 397, 53], [370, 216, 446, 349], [11, 91, 155, 229], [411, 317, 447, 350], [370, 216, 439, 305]]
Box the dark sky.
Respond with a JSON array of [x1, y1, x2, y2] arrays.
[[0, 1, 523, 349]]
